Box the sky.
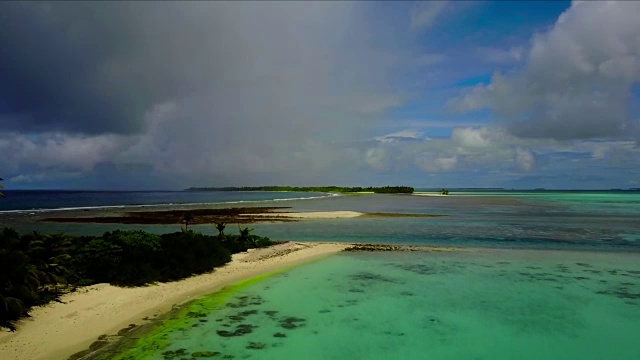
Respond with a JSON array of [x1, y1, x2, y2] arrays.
[[1, 1, 640, 190]]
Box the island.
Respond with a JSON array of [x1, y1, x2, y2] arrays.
[[185, 186, 415, 194]]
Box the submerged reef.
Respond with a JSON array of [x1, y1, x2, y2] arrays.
[[343, 243, 457, 252]]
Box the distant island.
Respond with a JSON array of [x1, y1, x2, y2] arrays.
[[185, 186, 414, 194]]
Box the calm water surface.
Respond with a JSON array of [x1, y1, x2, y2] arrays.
[[103, 249, 640, 360], [0, 190, 329, 212], [5, 191, 638, 250], [3, 190, 640, 359]]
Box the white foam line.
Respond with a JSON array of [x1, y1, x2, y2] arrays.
[[0, 193, 339, 214]]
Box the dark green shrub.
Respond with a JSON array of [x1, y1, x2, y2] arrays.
[[1, 226, 272, 330]]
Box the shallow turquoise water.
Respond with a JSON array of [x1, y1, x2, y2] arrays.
[[5, 191, 639, 250], [117, 249, 640, 360]]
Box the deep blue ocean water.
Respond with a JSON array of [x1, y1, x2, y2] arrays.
[[0, 190, 329, 212]]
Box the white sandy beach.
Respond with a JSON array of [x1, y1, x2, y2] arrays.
[[412, 192, 449, 197], [0, 242, 348, 360], [247, 211, 364, 219]]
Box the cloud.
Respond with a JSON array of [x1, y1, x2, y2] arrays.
[[414, 53, 448, 67], [410, 1, 447, 31], [416, 155, 458, 172], [4, 2, 639, 189], [0, 2, 412, 187], [515, 148, 535, 172], [364, 148, 391, 173], [477, 46, 524, 64], [451, 127, 492, 149], [361, 124, 640, 189], [0, 132, 130, 172], [363, 126, 538, 174], [450, 1, 640, 141], [375, 129, 424, 143], [9, 172, 82, 185]]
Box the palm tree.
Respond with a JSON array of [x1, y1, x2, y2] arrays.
[[215, 223, 226, 240], [238, 226, 255, 247], [0, 229, 43, 330], [0, 295, 23, 331], [23, 232, 71, 288], [182, 212, 194, 231], [0, 177, 4, 197]]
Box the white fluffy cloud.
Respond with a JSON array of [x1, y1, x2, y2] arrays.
[[416, 154, 458, 172], [364, 126, 537, 174], [451, 1, 640, 141]]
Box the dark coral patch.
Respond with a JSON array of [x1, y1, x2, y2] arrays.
[[191, 351, 220, 358], [187, 311, 208, 318], [246, 342, 267, 350], [349, 271, 399, 283], [280, 316, 306, 329], [239, 310, 259, 316], [216, 324, 256, 337]]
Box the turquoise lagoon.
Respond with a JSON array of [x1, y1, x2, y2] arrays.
[[101, 249, 640, 360], [4, 191, 639, 358]]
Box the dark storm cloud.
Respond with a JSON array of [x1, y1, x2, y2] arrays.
[[0, 1, 407, 186], [2, 2, 395, 134], [1, 2, 158, 133]]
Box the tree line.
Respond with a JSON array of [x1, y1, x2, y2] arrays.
[[185, 186, 415, 194], [0, 223, 273, 331]]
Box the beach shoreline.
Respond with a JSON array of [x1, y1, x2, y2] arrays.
[[0, 241, 349, 360], [245, 210, 364, 219]]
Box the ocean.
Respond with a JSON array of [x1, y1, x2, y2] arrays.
[[0, 190, 330, 213], [2, 189, 639, 359]]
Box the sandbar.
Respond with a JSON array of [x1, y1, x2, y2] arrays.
[[0, 242, 348, 360], [412, 192, 450, 197], [246, 211, 364, 219]]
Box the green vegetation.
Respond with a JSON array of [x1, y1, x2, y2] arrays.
[[215, 222, 226, 239], [439, 189, 450, 195], [185, 186, 414, 194], [182, 211, 194, 231], [0, 227, 275, 331], [0, 177, 3, 197]]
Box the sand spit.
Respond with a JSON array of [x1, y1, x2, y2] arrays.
[[245, 211, 364, 219], [0, 242, 348, 360], [412, 192, 450, 197]]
